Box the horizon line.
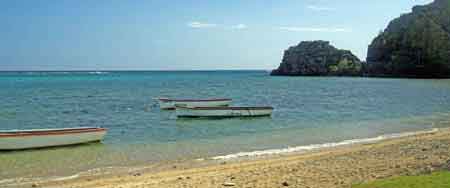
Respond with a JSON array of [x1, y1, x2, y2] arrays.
[[0, 69, 272, 72]]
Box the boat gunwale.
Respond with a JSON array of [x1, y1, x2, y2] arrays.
[[176, 106, 274, 110], [158, 98, 232, 102], [0, 127, 107, 138], [177, 114, 272, 118]]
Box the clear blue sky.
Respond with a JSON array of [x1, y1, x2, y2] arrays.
[[0, 0, 433, 71]]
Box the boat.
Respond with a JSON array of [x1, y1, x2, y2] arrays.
[[175, 106, 274, 118], [0, 127, 107, 150], [155, 98, 232, 110]]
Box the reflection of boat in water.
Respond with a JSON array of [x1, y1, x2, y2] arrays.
[[176, 106, 274, 118], [155, 98, 232, 110], [0, 127, 107, 150]]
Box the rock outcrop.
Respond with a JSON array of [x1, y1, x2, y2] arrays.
[[366, 0, 450, 78], [271, 41, 362, 76]]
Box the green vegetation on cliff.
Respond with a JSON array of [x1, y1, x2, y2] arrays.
[[353, 171, 450, 188], [271, 41, 362, 76], [366, 0, 450, 78]]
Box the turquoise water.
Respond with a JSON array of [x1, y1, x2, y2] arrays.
[[1, 71, 450, 180]]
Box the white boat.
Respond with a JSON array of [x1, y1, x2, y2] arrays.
[[155, 98, 232, 110], [176, 106, 274, 118], [0, 127, 107, 150]]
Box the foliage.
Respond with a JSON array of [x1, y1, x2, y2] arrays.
[[353, 171, 450, 188], [366, 0, 450, 77]]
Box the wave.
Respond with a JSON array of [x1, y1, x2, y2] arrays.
[[0, 166, 139, 187], [17, 71, 111, 75], [87, 71, 110, 75], [23, 71, 70, 75], [211, 128, 439, 160], [0, 175, 80, 187]]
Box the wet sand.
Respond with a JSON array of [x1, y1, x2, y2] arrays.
[[21, 128, 450, 188]]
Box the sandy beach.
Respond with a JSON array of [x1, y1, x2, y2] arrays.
[[20, 128, 450, 188]]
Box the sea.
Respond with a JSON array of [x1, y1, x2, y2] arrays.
[[1, 70, 450, 183]]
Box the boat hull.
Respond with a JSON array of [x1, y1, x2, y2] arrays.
[[157, 98, 232, 110], [176, 107, 273, 118], [0, 127, 107, 150]]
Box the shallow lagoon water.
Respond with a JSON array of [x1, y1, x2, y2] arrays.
[[1, 71, 450, 180]]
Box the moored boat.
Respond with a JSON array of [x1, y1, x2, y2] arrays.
[[176, 106, 274, 118], [155, 98, 232, 110], [0, 127, 107, 150]]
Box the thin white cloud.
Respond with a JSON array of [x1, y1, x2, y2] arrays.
[[187, 21, 217, 28], [279, 27, 352, 33], [307, 5, 336, 11], [231, 24, 247, 30]]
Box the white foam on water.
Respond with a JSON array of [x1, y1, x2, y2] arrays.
[[196, 158, 205, 161], [211, 129, 439, 160], [51, 174, 80, 181], [0, 177, 42, 187], [0, 166, 119, 187], [88, 71, 110, 75], [0, 179, 17, 185]]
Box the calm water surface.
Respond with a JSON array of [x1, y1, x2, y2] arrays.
[[1, 71, 450, 180]]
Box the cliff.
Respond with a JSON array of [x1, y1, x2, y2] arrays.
[[366, 0, 450, 78]]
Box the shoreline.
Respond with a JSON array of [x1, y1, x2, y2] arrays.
[[8, 127, 450, 188]]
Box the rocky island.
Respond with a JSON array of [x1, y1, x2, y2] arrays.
[[272, 0, 450, 78], [270, 41, 362, 76]]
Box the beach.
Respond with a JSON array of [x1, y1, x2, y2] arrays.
[[23, 127, 450, 188]]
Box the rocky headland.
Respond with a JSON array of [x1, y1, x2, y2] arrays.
[[271, 41, 362, 76], [272, 0, 450, 78], [366, 0, 450, 78]]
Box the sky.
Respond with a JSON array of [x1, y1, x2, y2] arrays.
[[0, 0, 434, 71]]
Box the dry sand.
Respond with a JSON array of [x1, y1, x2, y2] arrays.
[[25, 128, 450, 188]]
